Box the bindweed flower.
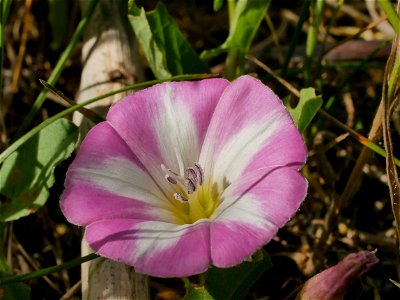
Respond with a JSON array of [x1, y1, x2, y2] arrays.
[[60, 75, 307, 277], [297, 251, 379, 300]]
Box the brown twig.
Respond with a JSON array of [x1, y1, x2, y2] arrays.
[[323, 15, 389, 58], [13, 236, 62, 294], [10, 0, 32, 93]]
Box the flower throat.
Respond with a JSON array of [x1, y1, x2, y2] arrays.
[[161, 163, 218, 224]]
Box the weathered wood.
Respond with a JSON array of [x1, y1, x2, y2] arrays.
[[75, 0, 148, 299], [75, 0, 144, 134]]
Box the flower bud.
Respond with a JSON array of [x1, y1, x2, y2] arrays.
[[297, 251, 378, 300]]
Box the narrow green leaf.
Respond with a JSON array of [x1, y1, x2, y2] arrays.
[[48, 0, 69, 50], [1, 0, 13, 28], [0, 253, 98, 285], [288, 87, 322, 132], [281, 0, 310, 76], [204, 250, 272, 300], [0, 119, 78, 221], [129, 3, 209, 79], [377, 0, 400, 36], [389, 278, 400, 289]]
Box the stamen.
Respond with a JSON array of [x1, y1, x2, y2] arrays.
[[185, 178, 196, 194], [163, 162, 205, 202], [168, 168, 179, 177], [186, 168, 198, 186], [194, 163, 204, 185], [165, 175, 177, 185], [174, 192, 188, 202]]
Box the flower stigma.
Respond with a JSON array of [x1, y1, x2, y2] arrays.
[[162, 163, 219, 224]]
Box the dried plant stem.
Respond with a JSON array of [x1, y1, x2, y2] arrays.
[[60, 280, 82, 300], [76, 0, 148, 298], [318, 102, 383, 250], [382, 1, 400, 274], [10, 0, 32, 92], [13, 236, 62, 294]]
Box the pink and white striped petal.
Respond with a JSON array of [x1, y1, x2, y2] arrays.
[[200, 75, 306, 189], [85, 219, 211, 277], [107, 78, 229, 177], [61, 122, 176, 226], [210, 167, 307, 267]]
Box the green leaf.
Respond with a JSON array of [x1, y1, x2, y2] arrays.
[[183, 278, 214, 300], [202, 0, 271, 59], [128, 0, 141, 16], [184, 250, 272, 300], [129, 7, 171, 79], [201, 0, 270, 78], [0, 119, 78, 222], [0, 272, 30, 300], [288, 87, 322, 133], [0, 282, 30, 300], [129, 3, 209, 79], [213, 0, 224, 12], [224, 0, 270, 54]]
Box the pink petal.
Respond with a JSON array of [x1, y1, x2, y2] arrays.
[[210, 167, 307, 267], [210, 221, 275, 267], [61, 122, 175, 226], [106, 78, 229, 177], [200, 75, 306, 188], [85, 219, 211, 277]]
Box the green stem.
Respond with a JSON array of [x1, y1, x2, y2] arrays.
[[378, 0, 400, 35], [0, 0, 12, 104], [15, 0, 98, 138], [304, 0, 324, 85], [264, 13, 283, 64], [281, 0, 310, 77], [388, 43, 400, 101], [227, 0, 236, 26], [0, 253, 98, 284], [316, 0, 343, 84], [320, 0, 343, 55], [0, 74, 217, 165], [0, 223, 9, 273]]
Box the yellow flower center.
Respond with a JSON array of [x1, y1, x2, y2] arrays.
[[162, 163, 220, 224]]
